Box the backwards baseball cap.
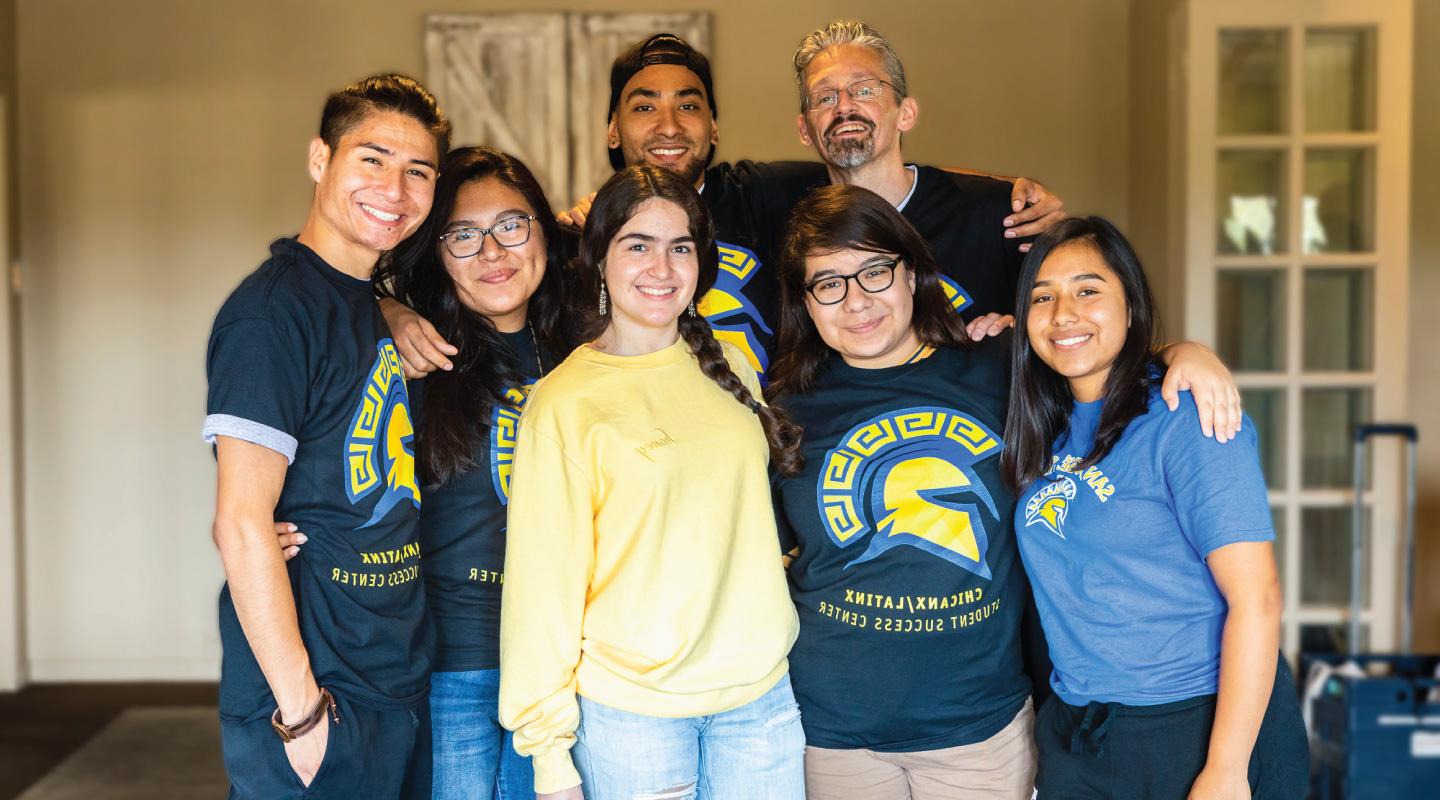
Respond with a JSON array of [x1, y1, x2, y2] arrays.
[[607, 33, 717, 171]]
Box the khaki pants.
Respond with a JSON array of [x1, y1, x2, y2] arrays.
[[803, 698, 1036, 800]]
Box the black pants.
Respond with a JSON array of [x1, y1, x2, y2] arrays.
[[1035, 656, 1308, 799], [220, 690, 430, 799]]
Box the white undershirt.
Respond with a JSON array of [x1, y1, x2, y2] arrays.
[[894, 164, 920, 212]]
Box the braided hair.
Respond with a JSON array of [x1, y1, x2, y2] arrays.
[[574, 164, 804, 475]]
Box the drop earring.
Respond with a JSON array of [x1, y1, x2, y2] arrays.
[[599, 282, 609, 316], [687, 301, 698, 318]]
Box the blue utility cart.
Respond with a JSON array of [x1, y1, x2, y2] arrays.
[[1303, 424, 1436, 799]]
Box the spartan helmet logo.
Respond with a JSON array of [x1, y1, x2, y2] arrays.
[[816, 407, 1003, 578], [697, 242, 773, 378], [344, 340, 422, 528], [489, 383, 534, 505], [1024, 477, 1077, 539], [937, 274, 974, 315]]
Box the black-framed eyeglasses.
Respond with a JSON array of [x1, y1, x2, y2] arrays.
[[803, 259, 900, 305], [438, 215, 537, 258], [805, 78, 896, 112]]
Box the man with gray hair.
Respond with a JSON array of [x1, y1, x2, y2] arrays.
[[793, 19, 1039, 330]]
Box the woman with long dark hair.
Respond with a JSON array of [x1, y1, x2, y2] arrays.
[[1005, 217, 1307, 798], [497, 164, 807, 800], [381, 145, 576, 799], [769, 184, 1039, 799]]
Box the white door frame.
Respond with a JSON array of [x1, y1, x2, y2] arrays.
[[1185, 0, 1414, 655]]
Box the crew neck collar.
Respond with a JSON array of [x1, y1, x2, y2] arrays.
[[579, 337, 690, 370]]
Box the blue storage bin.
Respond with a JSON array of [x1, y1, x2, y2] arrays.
[[1303, 653, 1440, 799]]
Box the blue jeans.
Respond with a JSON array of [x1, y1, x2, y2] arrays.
[[573, 673, 806, 800], [429, 669, 533, 800]]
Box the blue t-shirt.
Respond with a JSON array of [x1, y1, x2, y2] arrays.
[[1013, 387, 1273, 706], [204, 238, 432, 718]]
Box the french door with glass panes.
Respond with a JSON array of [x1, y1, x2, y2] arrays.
[[1184, 0, 1412, 657]]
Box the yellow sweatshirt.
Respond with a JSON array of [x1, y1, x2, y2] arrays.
[[498, 338, 798, 793]]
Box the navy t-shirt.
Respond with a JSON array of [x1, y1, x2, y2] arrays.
[[203, 238, 432, 718], [775, 341, 1031, 751], [698, 160, 826, 383], [900, 167, 1028, 322], [421, 329, 542, 672], [1014, 389, 1274, 706]]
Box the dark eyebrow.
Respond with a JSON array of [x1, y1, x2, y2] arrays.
[[625, 87, 660, 102], [618, 232, 657, 243], [1032, 272, 1109, 289], [357, 142, 437, 171]]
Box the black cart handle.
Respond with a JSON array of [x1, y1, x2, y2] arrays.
[[1354, 423, 1419, 443]]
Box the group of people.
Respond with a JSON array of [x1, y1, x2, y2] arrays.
[[204, 19, 1308, 800]]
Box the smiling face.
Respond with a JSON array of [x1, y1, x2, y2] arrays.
[[438, 176, 546, 333], [796, 44, 916, 171], [803, 247, 920, 368], [1025, 241, 1130, 402], [305, 110, 439, 275], [602, 198, 700, 342], [608, 64, 718, 188]]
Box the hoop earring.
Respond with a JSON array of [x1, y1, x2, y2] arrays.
[[598, 282, 609, 316], [687, 301, 697, 318]]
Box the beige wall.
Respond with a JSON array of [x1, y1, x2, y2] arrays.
[[12, 0, 1129, 679], [1409, 0, 1439, 650], [1127, 0, 1186, 332]]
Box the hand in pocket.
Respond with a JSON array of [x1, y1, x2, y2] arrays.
[[284, 710, 331, 787]]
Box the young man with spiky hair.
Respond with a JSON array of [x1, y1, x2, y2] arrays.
[[203, 73, 448, 799]]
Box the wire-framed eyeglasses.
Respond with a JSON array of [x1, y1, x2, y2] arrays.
[[805, 78, 896, 112], [438, 215, 537, 258], [803, 259, 900, 305]]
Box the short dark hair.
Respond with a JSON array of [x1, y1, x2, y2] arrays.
[[606, 34, 717, 171], [768, 184, 971, 399], [319, 73, 451, 160], [1002, 216, 1163, 492]]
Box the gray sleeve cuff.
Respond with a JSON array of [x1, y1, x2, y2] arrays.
[[202, 414, 298, 464]]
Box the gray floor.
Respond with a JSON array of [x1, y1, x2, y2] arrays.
[[16, 707, 226, 799]]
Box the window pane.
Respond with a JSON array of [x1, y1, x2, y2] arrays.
[[1305, 28, 1376, 133], [1220, 29, 1288, 134], [1302, 388, 1371, 488], [1303, 148, 1375, 254], [1303, 269, 1374, 371], [1300, 506, 1369, 606], [1242, 388, 1286, 487], [1218, 270, 1285, 371], [1300, 622, 1369, 654], [1218, 150, 1287, 255]]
